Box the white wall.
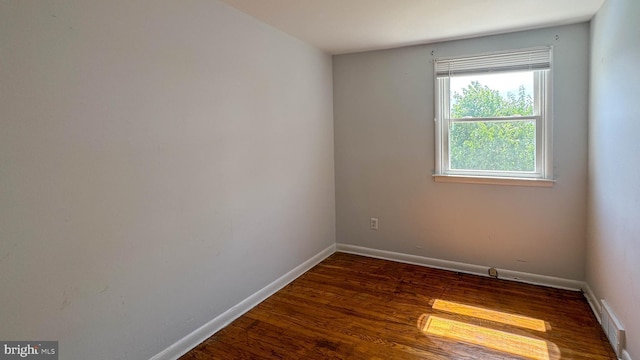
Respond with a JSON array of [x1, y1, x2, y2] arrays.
[[0, 1, 335, 359], [588, 0, 640, 358], [334, 23, 589, 281]]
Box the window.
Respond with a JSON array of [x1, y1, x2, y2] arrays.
[[434, 48, 554, 186]]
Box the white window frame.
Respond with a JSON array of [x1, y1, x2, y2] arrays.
[[433, 47, 554, 187]]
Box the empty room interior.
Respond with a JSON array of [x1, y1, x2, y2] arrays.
[[1, 0, 639, 359]]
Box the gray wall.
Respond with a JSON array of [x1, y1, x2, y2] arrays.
[[588, 0, 640, 358], [334, 23, 589, 280], [0, 1, 335, 359]]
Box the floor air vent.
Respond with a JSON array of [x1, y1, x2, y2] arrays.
[[600, 299, 625, 357]]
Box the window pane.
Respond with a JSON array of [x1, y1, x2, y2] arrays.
[[450, 72, 534, 117], [449, 120, 536, 172]]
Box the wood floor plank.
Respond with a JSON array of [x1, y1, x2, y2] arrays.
[[180, 253, 617, 359]]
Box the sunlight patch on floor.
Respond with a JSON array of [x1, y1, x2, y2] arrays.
[[432, 299, 548, 332], [421, 315, 550, 360]]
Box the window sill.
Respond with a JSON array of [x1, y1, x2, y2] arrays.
[[433, 174, 555, 187]]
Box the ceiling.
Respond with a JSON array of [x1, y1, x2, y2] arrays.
[[219, 0, 605, 55]]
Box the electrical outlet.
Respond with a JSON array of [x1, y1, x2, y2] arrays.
[[370, 217, 379, 230]]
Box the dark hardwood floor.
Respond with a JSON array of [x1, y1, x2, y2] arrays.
[[180, 253, 616, 359]]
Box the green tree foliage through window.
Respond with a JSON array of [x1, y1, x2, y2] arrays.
[[449, 81, 535, 172]]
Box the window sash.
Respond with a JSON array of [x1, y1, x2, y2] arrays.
[[435, 67, 551, 180], [446, 118, 540, 176]]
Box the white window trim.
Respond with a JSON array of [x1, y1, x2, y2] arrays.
[[432, 174, 555, 187], [433, 47, 554, 187]]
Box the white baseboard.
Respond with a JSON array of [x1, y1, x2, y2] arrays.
[[336, 243, 584, 291], [150, 243, 336, 360], [582, 282, 602, 324], [150, 242, 633, 360]]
